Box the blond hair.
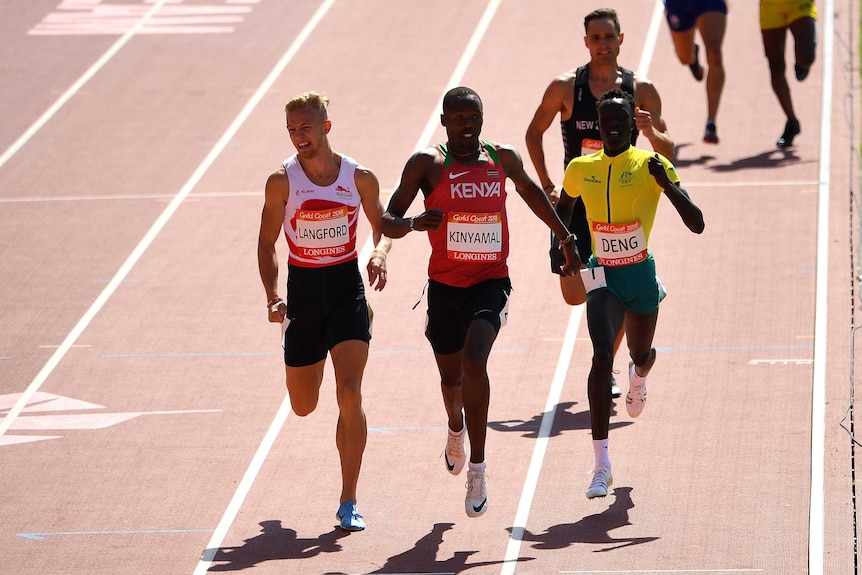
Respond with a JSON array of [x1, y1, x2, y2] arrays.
[[284, 91, 329, 119]]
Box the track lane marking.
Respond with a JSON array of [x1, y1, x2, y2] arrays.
[[809, 0, 836, 572], [0, 0, 169, 171], [500, 3, 663, 572]]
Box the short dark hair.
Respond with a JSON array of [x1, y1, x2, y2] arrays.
[[596, 88, 635, 113], [442, 86, 482, 113], [584, 8, 621, 34]]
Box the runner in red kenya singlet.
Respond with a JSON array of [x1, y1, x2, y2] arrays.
[[381, 86, 579, 519]]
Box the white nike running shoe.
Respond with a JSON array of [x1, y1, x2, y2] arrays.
[[443, 429, 466, 475], [586, 467, 613, 499], [465, 470, 488, 517]]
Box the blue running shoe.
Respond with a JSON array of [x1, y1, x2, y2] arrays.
[[336, 499, 365, 531]]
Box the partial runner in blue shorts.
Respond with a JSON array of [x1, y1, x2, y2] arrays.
[[663, 0, 728, 144]]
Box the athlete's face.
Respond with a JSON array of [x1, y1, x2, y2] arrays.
[[441, 95, 483, 154], [584, 17, 623, 64], [597, 97, 634, 155], [286, 106, 330, 157]]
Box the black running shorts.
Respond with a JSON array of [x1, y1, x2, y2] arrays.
[[425, 277, 512, 355], [283, 259, 370, 367]]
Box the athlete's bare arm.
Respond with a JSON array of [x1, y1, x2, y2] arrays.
[[381, 149, 443, 238], [354, 165, 390, 290], [647, 155, 705, 234], [497, 143, 579, 275], [525, 74, 575, 201], [257, 167, 289, 321], [633, 77, 675, 158]]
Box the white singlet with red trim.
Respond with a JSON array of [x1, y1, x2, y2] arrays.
[[282, 154, 360, 268]]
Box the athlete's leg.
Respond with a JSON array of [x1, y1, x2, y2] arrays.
[[329, 339, 370, 504], [435, 350, 465, 434], [761, 27, 795, 121], [669, 27, 698, 68], [624, 310, 659, 377], [585, 289, 625, 440], [789, 16, 817, 74], [285, 361, 326, 416], [697, 11, 726, 122], [559, 274, 587, 306], [459, 319, 497, 464]]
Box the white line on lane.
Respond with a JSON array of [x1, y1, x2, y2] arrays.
[[500, 3, 664, 571], [0, 0, 169, 171], [809, 0, 835, 572]]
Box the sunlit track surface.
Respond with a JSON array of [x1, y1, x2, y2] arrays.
[[0, 1, 858, 574]]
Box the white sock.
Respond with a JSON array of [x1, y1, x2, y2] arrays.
[[468, 460, 486, 473], [448, 425, 465, 437], [592, 439, 610, 470], [630, 364, 647, 387]]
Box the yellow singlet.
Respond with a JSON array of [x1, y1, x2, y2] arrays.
[[561, 146, 679, 264]]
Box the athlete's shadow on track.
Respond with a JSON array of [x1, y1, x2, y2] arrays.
[[708, 148, 803, 171], [490, 401, 633, 438], [206, 520, 349, 571], [508, 487, 658, 552], [321, 522, 532, 574], [672, 144, 803, 171], [670, 143, 716, 168], [345, 522, 531, 574]]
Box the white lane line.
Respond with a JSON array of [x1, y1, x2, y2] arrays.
[[358, 0, 502, 262], [809, 0, 835, 572], [193, 393, 293, 572], [197, 0, 502, 572], [0, 179, 819, 206], [0, 0, 169, 171], [500, 4, 664, 571], [636, 0, 664, 78], [187, 2, 338, 573], [500, 306, 583, 575], [0, 0, 332, 442]]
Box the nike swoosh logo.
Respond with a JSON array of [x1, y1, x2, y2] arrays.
[[449, 170, 470, 179], [445, 453, 455, 471], [472, 498, 487, 513]]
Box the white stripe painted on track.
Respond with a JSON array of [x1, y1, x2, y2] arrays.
[[0, 0, 169, 171], [187, 2, 337, 572], [500, 2, 664, 572], [0, 0, 336, 438], [0, 180, 819, 205], [500, 306, 583, 575], [809, 0, 835, 572], [635, 0, 664, 78], [359, 0, 503, 264]]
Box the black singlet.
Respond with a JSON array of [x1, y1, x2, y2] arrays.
[[560, 65, 637, 165]]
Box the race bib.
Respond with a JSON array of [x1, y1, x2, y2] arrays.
[[294, 206, 350, 257], [581, 138, 603, 156], [580, 266, 607, 293], [592, 220, 648, 267], [446, 211, 503, 262]]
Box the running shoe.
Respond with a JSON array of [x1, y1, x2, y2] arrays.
[[776, 119, 800, 148], [465, 470, 488, 517], [689, 44, 704, 81], [703, 121, 718, 144], [626, 362, 647, 418], [795, 63, 810, 81], [443, 429, 466, 475], [586, 466, 613, 499], [336, 499, 366, 531], [610, 374, 622, 399]]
